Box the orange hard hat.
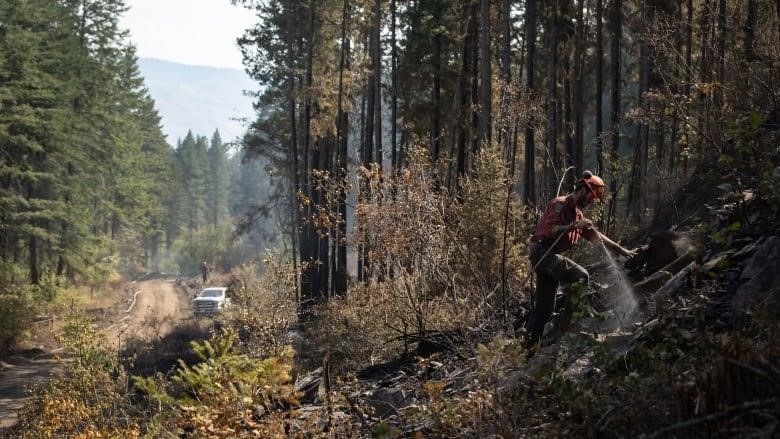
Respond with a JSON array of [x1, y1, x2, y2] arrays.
[[580, 171, 607, 200]]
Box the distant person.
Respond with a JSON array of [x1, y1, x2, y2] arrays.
[[523, 171, 636, 348], [201, 261, 210, 283]]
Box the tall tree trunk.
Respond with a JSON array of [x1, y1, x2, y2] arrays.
[[744, 0, 757, 61], [373, 0, 382, 170], [546, 0, 559, 196], [679, 0, 693, 174], [523, 0, 537, 206], [698, 1, 712, 160], [629, 0, 650, 222], [29, 235, 39, 285], [478, 0, 492, 146], [470, 2, 480, 163], [609, 0, 622, 193], [574, 0, 584, 177], [311, 137, 322, 297], [499, 0, 512, 160], [335, 0, 350, 297], [432, 32, 442, 161], [447, 2, 476, 192], [357, 89, 366, 282], [300, 2, 316, 310], [499, 0, 513, 317], [595, 0, 604, 174], [715, 0, 727, 111], [316, 139, 331, 299], [360, 22, 375, 282], [563, 44, 574, 185], [667, 0, 684, 174], [390, 0, 398, 170], [26, 178, 39, 284], [365, 37, 376, 167]]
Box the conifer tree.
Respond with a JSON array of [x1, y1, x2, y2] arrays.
[[207, 130, 230, 229]]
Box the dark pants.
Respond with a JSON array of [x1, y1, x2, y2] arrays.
[[524, 241, 589, 346]]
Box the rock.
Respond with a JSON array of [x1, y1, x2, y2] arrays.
[[364, 386, 413, 419], [734, 236, 780, 309], [732, 239, 760, 259]]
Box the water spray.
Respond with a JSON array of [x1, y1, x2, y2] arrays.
[[592, 231, 639, 329]]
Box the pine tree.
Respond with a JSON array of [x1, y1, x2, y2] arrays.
[[207, 130, 230, 229]]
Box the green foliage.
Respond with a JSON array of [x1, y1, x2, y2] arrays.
[[171, 224, 235, 275], [133, 329, 298, 437], [372, 421, 402, 438], [0, 0, 174, 284], [0, 260, 28, 292], [207, 130, 230, 229], [0, 293, 34, 354], [27, 271, 63, 303], [726, 111, 780, 212]]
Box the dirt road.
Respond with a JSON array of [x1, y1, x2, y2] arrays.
[[0, 276, 193, 430], [107, 277, 194, 350]]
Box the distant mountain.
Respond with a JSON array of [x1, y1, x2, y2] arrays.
[[138, 58, 257, 145]]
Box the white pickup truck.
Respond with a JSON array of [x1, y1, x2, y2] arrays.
[[193, 287, 231, 316]]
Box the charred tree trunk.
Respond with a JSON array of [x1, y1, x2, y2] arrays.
[[523, 0, 537, 206], [373, 0, 382, 171], [300, 3, 316, 310], [563, 42, 574, 185], [391, 0, 399, 170], [448, 1, 472, 190], [470, 3, 480, 165], [357, 87, 366, 282], [546, 0, 560, 196], [609, 0, 622, 194], [574, 0, 585, 177], [744, 0, 758, 61], [499, 0, 512, 160], [432, 32, 442, 161], [316, 139, 331, 299], [629, 1, 651, 223], [335, 0, 350, 297], [679, 0, 694, 174], [478, 0, 492, 147], [715, 0, 727, 112], [595, 0, 605, 174]]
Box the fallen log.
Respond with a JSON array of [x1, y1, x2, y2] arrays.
[[653, 262, 696, 312]]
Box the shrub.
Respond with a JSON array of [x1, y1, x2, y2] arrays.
[[0, 293, 34, 355], [226, 253, 298, 359], [304, 145, 531, 373], [133, 329, 298, 437], [18, 313, 140, 438]]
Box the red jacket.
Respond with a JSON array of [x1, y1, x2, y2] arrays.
[[532, 195, 597, 252]]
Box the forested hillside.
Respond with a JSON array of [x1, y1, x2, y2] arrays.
[[0, 0, 170, 291], [0, 0, 279, 353], [137, 58, 256, 143], [235, 0, 779, 306], [1, 0, 778, 437]]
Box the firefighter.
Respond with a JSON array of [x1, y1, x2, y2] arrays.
[[523, 171, 635, 348], [201, 261, 210, 284]]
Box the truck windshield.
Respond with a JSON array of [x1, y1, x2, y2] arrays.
[[200, 289, 224, 297]]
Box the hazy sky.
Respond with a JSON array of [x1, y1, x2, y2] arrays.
[[120, 0, 257, 69]]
